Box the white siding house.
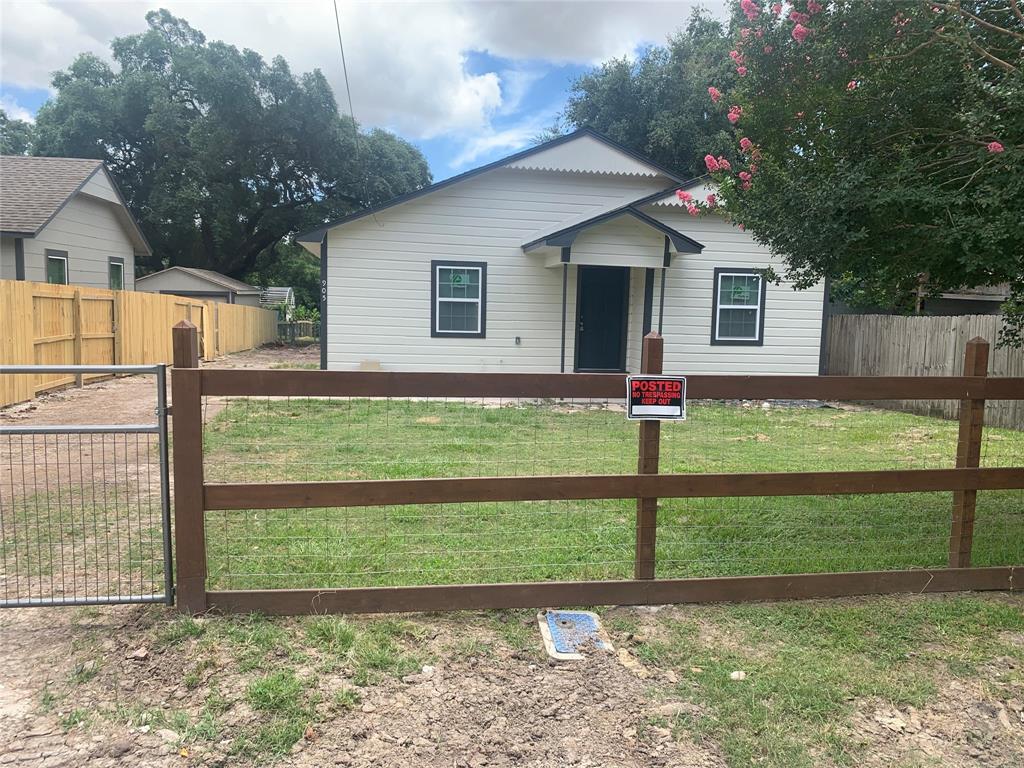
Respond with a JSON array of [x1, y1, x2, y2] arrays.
[[0, 155, 151, 290], [297, 130, 825, 376]]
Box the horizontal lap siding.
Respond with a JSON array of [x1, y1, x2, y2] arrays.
[[327, 169, 664, 372], [21, 195, 135, 290], [646, 208, 825, 375]]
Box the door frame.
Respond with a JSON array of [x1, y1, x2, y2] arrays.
[[573, 265, 630, 373]]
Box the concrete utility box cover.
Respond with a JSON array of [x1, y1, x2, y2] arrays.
[[537, 610, 614, 661]]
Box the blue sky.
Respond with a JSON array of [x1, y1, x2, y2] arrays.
[[1, 1, 723, 181]]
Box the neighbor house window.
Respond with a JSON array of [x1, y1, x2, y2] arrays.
[[711, 268, 765, 345], [46, 250, 68, 285], [431, 260, 486, 337], [109, 258, 125, 290]]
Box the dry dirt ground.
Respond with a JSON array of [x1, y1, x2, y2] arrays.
[[2, 346, 1024, 767]]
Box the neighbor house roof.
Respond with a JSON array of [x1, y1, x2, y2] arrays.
[[295, 128, 689, 245], [135, 266, 261, 294], [0, 155, 152, 255]]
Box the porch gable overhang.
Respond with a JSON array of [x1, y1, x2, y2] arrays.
[[522, 206, 704, 256]]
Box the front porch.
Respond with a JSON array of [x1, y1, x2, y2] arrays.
[[522, 205, 704, 372]]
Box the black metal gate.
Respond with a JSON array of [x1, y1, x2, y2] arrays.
[[0, 365, 172, 607]]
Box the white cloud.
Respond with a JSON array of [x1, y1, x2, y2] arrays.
[[0, 0, 725, 142], [0, 94, 34, 122], [450, 110, 555, 168]]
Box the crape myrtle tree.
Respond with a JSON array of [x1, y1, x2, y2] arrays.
[[32, 9, 431, 279], [683, 1, 1023, 345], [0, 110, 34, 154]]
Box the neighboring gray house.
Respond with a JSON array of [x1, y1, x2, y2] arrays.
[[135, 266, 263, 306], [0, 155, 151, 290], [297, 129, 826, 374]]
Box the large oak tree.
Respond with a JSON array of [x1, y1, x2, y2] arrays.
[[32, 9, 431, 278]]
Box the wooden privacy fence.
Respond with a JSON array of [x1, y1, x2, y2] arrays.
[[171, 322, 1024, 615], [826, 314, 1024, 429], [0, 279, 278, 407]]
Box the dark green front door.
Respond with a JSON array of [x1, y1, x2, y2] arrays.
[[575, 266, 629, 372]]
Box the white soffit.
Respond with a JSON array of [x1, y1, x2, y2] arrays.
[[504, 133, 664, 177]]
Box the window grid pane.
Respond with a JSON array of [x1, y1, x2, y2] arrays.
[[438, 268, 480, 299], [438, 299, 480, 332], [718, 308, 758, 339], [719, 274, 760, 306], [47, 257, 67, 285], [109, 263, 123, 290]]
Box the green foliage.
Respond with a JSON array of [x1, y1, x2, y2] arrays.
[[560, 9, 739, 179], [244, 241, 319, 310], [32, 9, 431, 278], [708, 1, 1023, 344], [0, 109, 34, 154]]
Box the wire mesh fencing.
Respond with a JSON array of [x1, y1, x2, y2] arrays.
[[0, 365, 171, 607], [199, 393, 1024, 591]]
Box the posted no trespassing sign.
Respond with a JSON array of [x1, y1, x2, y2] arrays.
[[626, 375, 687, 421]]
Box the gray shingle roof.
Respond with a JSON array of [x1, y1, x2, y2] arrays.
[[136, 266, 261, 294], [0, 155, 104, 234]]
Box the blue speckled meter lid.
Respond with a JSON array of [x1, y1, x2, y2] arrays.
[[545, 610, 609, 654]]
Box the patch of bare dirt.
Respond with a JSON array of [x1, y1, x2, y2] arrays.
[[286, 650, 722, 768]]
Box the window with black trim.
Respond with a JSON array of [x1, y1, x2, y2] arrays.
[[46, 250, 68, 285], [109, 258, 124, 290], [431, 260, 486, 337], [711, 268, 765, 345]]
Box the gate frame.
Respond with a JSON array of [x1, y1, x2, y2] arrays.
[[0, 363, 173, 607], [170, 324, 1024, 616]]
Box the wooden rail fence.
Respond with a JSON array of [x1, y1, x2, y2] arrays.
[[825, 313, 1024, 429], [0, 279, 278, 407], [171, 323, 1024, 615]]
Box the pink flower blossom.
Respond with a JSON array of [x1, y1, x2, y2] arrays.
[[676, 190, 693, 201], [717, 156, 732, 171], [771, 2, 783, 14], [789, 10, 810, 24], [727, 105, 743, 124], [740, 0, 760, 22], [739, 171, 753, 182], [737, 66, 748, 76], [742, 180, 753, 191], [729, 49, 745, 64], [739, 136, 754, 152], [755, 28, 764, 38], [764, 45, 774, 53], [740, 27, 751, 39], [704, 154, 721, 172], [792, 23, 810, 43], [706, 193, 718, 207], [750, 163, 759, 173], [686, 203, 700, 216], [847, 80, 858, 90], [987, 141, 1005, 153], [808, 0, 823, 14], [708, 86, 722, 103]]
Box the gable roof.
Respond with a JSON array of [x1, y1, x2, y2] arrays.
[[135, 266, 261, 294], [0, 155, 153, 256], [522, 203, 705, 254], [295, 128, 687, 245]]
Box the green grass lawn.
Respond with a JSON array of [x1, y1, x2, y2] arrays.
[[201, 398, 1024, 590]]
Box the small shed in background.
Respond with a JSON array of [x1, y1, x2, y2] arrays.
[[135, 266, 262, 306], [260, 286, 296, 319]]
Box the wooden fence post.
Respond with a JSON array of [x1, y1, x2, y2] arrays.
[[172, 320, 208, 613], [635, 332, 664, 580], [949, 336, 989, 569]]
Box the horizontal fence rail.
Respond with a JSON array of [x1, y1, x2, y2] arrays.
[[171, 330, 1024, 615], [199, 369, 1024, 400]]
